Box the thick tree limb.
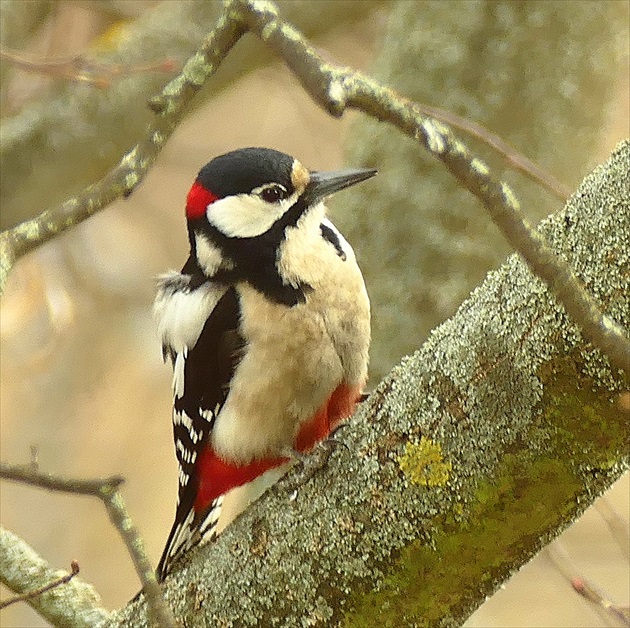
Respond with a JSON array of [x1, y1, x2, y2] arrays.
[[0, 527, 110, 627], [114, 141, 629, 627]]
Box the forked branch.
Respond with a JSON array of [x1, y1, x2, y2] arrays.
[[0, 463, 176, 628]]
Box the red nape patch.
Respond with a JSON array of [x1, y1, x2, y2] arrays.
[[193, 382, 363, 512], [186, 181, 218, 220]]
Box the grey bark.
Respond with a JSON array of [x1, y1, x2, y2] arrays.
[[334, 0, 628, 381], [0, 0, 384, 229], [112, 141, 629, 627]]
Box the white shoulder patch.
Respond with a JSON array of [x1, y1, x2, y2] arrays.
[[154, 272, 227, 356]]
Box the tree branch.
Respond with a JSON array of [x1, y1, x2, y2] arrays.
[[2, 0, 627, 378], [0, 1, 627, 624], [0, 3, 246, 293], [114, 140, 629, 626], [1, 559, 80, 610], [0, 463, 176, 628], [0, 527, 110, 627], [547, 541, 630, 627], [0, 0, 386, 228], [0, 45, 176, 88]]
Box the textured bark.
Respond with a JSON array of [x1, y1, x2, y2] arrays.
[[0, 0, 384, 229], [335, 0, 629, 380], [112, 142, 629, 627]]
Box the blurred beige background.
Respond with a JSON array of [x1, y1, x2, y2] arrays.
[[1, 1, 628, 627]]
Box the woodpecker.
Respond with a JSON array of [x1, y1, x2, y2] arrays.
[[153, 147, 374, 580]]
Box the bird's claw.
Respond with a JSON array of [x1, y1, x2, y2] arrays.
[[282, 433, 347, 492]]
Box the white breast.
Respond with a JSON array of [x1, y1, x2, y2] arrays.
[[211, 206, 370, 463]]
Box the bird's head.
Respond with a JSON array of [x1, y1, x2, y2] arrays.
[[184, 147, 375, 282]]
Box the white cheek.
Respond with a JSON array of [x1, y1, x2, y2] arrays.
[[208, 195, 286, 238]]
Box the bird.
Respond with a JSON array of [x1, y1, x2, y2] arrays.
[[153, 147, 374, 580]]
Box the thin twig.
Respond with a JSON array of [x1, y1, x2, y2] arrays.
[[0, 462, 177, 628], [572, 578, 630, 627], [0, 46, 176, 88], [1, 526, 110, 626], [547, 541, 629, 627], [414, 102, 572, 201], [0, 560, 80, 610], [0, 462, 124, 496]]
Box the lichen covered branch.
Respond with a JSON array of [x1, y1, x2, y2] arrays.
[[4, 0, 626, 377], [234, 0, 629, 375], [0, 4, 246, 295]]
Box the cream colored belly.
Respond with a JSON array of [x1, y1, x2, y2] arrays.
[[211, 261, 370, 464]]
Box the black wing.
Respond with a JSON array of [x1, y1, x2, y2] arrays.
[[157, 285, 243, 580]]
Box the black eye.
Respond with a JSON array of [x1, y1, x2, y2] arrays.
[[260, 185, 287, 203]]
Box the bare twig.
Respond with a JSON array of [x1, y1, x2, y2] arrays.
[[414, 102, 572, 201], [0, 45, 176, 88], [0, 462, 124, 495], [0, 560, 80, 610], [547, 541, 629, 627], [572, 578, 630, 627], [0, 462, 176, 628]]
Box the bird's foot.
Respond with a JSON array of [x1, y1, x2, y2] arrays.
[[281, 430, 348, 492]]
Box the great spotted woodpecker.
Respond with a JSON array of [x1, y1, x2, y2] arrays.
[[153, 147, 373, 580]]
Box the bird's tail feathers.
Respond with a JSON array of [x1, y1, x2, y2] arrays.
[[156, 496, 223, 581]]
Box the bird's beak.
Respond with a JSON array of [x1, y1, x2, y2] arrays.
[[304, 168, 377, 205]]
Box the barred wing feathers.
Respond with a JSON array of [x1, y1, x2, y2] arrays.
[[154, 271, 242, 581]]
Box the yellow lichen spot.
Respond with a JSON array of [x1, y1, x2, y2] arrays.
[[398, 437, 452, 487]]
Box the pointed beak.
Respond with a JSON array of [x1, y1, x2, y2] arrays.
[[303, 167, 377, 205]]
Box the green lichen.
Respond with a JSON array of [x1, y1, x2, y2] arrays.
[[343, 354, 627, 627], [398, 437, 452, 487]]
